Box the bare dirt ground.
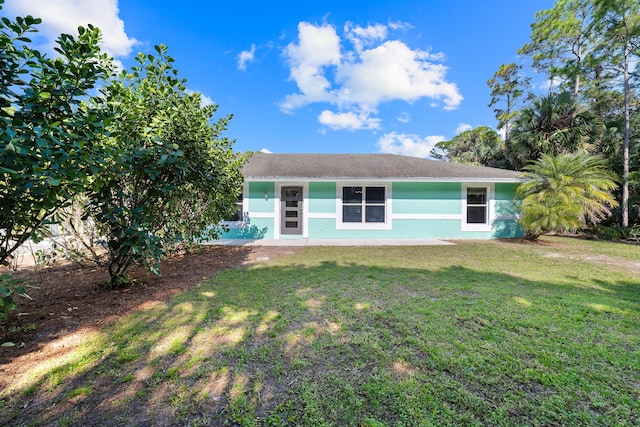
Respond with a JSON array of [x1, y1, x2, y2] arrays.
[[0, 245, 298, 369]]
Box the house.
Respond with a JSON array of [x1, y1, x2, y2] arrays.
[[221, 153, 523, 240]]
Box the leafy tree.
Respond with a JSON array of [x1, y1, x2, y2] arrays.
[[87, 45, 245, 287], [589, 0, 640, 228], [516, 152, 618, 240], [508, 92, 601, 170], [430, 126, 507, 168], [487, 63, 530, 139], [0, 4, 111, 266], [0, 1, 111, 313], [519, 0, 593, 98]]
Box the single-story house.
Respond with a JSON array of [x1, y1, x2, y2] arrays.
[[221, 153, 523, 240]]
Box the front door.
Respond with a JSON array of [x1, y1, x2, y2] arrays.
[[281, 186, 303, 235]]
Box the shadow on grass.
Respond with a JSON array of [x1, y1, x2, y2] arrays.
[[2, 260, 639, 426], [0, 245, 256, 366]]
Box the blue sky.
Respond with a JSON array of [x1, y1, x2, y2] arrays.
[[3, 0, 555, 156]]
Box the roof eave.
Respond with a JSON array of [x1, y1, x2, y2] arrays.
[[244, 176, 523, 183]]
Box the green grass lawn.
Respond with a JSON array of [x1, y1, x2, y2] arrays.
[[2, 237, 639, 426]]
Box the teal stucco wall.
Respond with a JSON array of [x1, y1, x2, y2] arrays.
[[308, 182, 336, 214], [221, 217, 274, 239], [248, 182, 274, 213], [493, 182, 523, 238], [392, 182, 461, 214], [220, 180, 522, 240]]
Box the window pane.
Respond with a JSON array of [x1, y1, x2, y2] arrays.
[[366, 187, 385, 203], [285, 221, 298, 228], [365, 205, 385, 223], [343, 205, 362, 222], [285, 211, 298, 218], [285, 189, 300, 198], [467, 206, 487, 224], [467, 188, 487, 205], [286, 200, 298, 208], [343, 186, 363, 204], [225, 192, 243, 221], [228, 205, 242, 221]]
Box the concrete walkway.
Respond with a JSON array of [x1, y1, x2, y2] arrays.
[[206, 238, 454, 247]]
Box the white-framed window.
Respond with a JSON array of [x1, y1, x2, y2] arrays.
[[337, 184, 391, 230], [231, 193, 244, 221], [221, 192, 245, 228], [462, 184, 493, 231]]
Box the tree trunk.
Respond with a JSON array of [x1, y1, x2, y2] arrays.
[[108, 251, 134, 288], [622, 48, 630, 228], [573, 32, 582, 99]]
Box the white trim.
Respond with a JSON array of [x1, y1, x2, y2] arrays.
[[246, 177, 521, 183], [461, 183, 494, 232], [335, 182, 392, 230], [248, 212, 275, 218], [274, 185, 280, 237], [392, 213, 461, 220], [220, 220, 244, 228], [220, 183, 248, 229], [241, 182, 248, 215]]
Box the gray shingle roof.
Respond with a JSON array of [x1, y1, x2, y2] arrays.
[[242, 153, 521, 181]]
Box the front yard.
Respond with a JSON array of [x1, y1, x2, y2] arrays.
[[1, 237, 639, 426]]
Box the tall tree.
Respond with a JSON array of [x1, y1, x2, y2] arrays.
[[487, 63, 530, 140], [0, 2, 111, 267], [589, 0, 640, 228], [519, 0, 593, 99], [517, 152, 618, 240], [87, 45, 246, 287]]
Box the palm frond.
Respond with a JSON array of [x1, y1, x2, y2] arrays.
[[516, 152, 618, 238]]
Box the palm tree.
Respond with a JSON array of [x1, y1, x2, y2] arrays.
[[516, 152, 618, 240], [508, 92, 602, 170]]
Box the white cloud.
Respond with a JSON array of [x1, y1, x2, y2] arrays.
[[187, 90, 215, 107], [397, 112, 410, 123], [377, 132, 445, 158], [281, 21, 341, 111], [344, 22, 387, 52], [280, 21, 462, 128], [318, 110, 381, 131], [456, 122, 472, 134], [497, 127, 507, 141], [200, 93, 214, 107], [238, 44, 256, 71], [259, 148, 273, 153], [4, 0, 137, 58], [388, 20, 413, 31], [539, 76, 563, 91], [336, 40, 461, 109]]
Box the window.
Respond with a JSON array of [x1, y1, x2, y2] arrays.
[[466, 187, 488, 224], [342, 186, 385, 223], [461, 185, 494, 232], [225, 193, 244, 222]]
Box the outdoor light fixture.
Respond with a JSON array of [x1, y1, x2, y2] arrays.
[[264, 190, 269, 200]]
